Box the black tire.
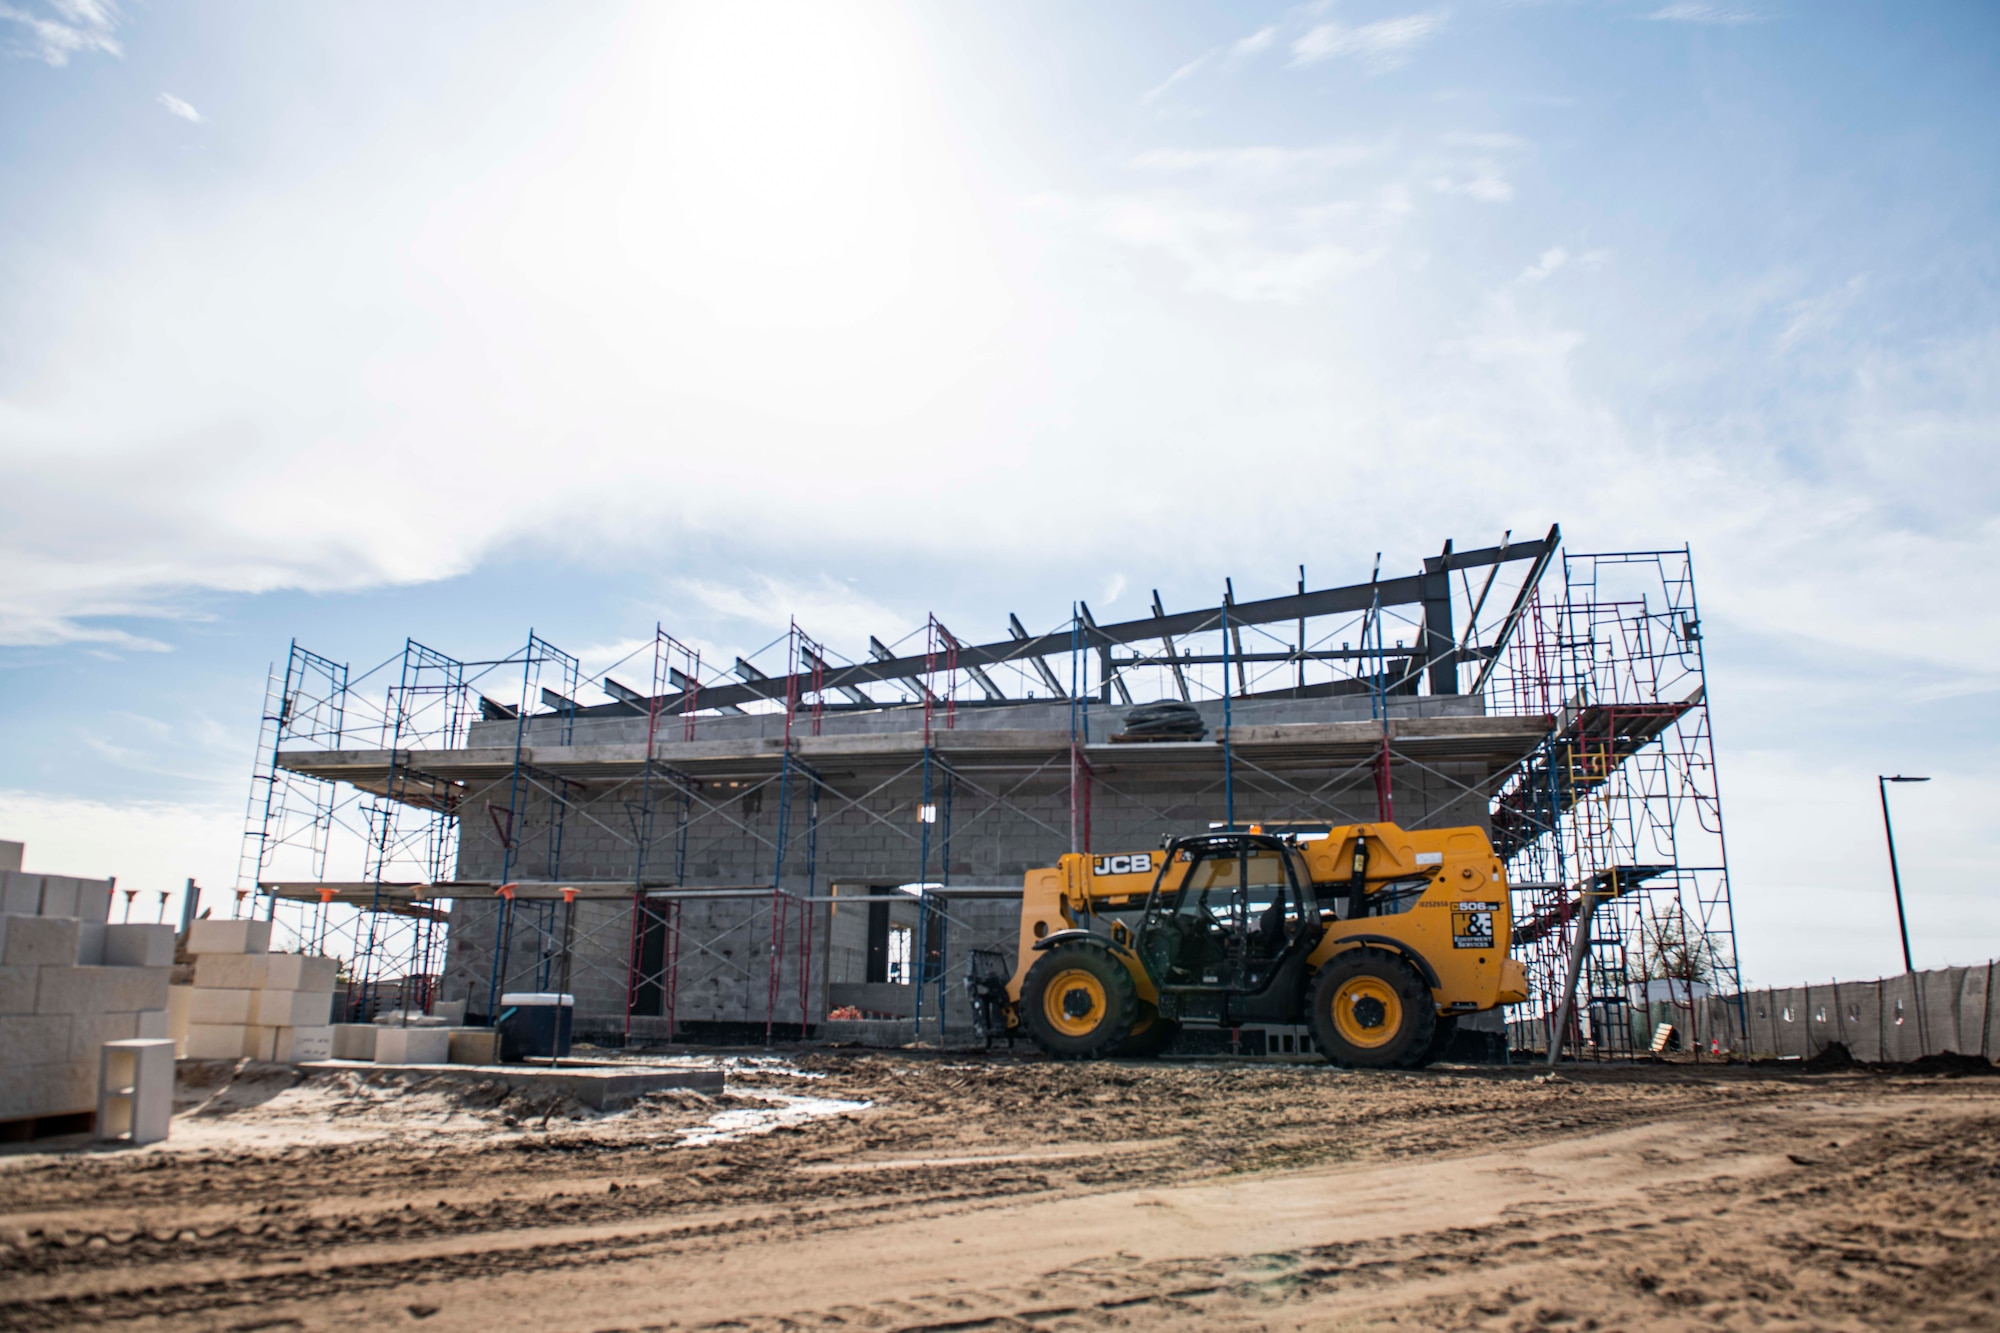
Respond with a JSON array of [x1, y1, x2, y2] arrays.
[[1307, 950, 1436, 1069], [1401, 1013, 1459, 1069], [1115, 1008, 1180, 1058], [1021, 944, 1138, 1059]]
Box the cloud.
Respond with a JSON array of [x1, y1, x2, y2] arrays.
[[1130, 142, 1390, 184], [1518, 246, 1569, 283], [0, 0, 119, 66], [1290, 13, 1446, 72], [1647, 2, 1764, 24], [156, 92, 203, 123], [1140, 52, 1212, 106]]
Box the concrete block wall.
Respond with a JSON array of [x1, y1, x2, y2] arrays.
[[0, 913, 171, 1123], [168, 924, 338, 1066]]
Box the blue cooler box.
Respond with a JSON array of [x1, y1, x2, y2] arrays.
[[498, 992, 574, 1062]]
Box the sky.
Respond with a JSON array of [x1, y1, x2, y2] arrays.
[[0, 0, 1995, 987]]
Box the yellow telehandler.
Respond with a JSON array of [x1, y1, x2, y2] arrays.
[[976, 822, 1528, 1066]]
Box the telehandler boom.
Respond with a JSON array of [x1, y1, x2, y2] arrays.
[[978, 822, 1528, 1066]]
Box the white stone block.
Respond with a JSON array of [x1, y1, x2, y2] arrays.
[[184, 1023, 248, 1060], [252, 989, 332, 1028], [98, 1038, 175, 1144], [0, 841, 21, 874], [0, 1013, 72, 1065], [38, 965, 169, 1015], [272, 1025, 333, 1063], [186, 918, 271, 956], [68, 1012, 138, 1061], [77, 880, 111, 925], [194, 953, 268, 990], [331, 1023, 376, 1060], [0, 872, 39, 916], [188, 987, 253, 1025], [1, 914, 80, 967], [261, 954, 339, 993], [432, 999, 468, 1025], [137, 1008, 168, 1039], [37, 876, 79, 919], [102, 924, 176, 968], [244, 1024, 277, 1061], [373, 1025, 450, 1065], [11, 1061, 99, 1117], [448, 1027, 500, 1065], [167, 985, 192, 1044], [0, 963, 36, 1014]]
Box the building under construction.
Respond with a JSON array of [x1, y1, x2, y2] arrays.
[[242, 527, 1744, 1058]]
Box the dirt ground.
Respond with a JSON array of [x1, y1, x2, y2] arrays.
[[2, 1051, 1997, 1332]]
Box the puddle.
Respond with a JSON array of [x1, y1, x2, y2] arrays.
[[674, 1092, 871, 1147]]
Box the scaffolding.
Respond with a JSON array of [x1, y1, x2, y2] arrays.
[[241, 526, 1743, 1057], [1487, 548, 1743, 1059]]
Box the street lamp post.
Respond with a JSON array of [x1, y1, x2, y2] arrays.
[[1877, 775, 1930, 974]]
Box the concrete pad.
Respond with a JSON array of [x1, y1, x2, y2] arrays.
[[374, 1026, 451, 1065], [448, 1028, 500, 1065], [188, 986, 255, 1025], [331, 1023, 377, 1060], [68, 1011, 139, 1061], [272, 1025, 333, 1063], [186, 918, 272, 955], [299, 1060, 725, 1108], [261, 954, 338, 992], [184, 1023, 249, 1060], [0, 1013, 72, 1065], [1, 914, 80, 967], [194, 953, 268, 990], [252, 988, 333, 1028], [38, 965, 170, 1015], [102, 923, 176, 968]]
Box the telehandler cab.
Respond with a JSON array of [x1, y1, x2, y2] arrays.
[[981, 822, 1528, 1066]]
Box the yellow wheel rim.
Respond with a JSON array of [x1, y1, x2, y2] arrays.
[[1042, 968, 1109, 1037], [1331, 976, 1403, 1049]]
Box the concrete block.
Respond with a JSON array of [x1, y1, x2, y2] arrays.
[[0, 963, 36, 1014], [22, 1061, 100, 1117], [252, 989, 332, 1028], [194, 953, 268, 990], [98, 1038, 175, 1144], [0, 840, 21, 874], [136, 1008, 168, 1039], [0, 1013, 73, 1065], [37, 876, 79, 919], [167, 986, 192, 1042], [244, 1025, 277, 1061], [38, 965, 170, 1015], [0, 872, 39, 916], [447, 1028, 500, 1065], [262, 954, 340, 993], [331, 1023, 377, 1060], [186, 918, 271, 956], [272, 1025, 333, 1063], [78, 880, 110, 925], [1, 914, 81, 967], [68, 1011, 139, 1061], [76, 923, 105, 965], [374, 1026, 450, 1065], [102, 924, 176, 968], [184, 1023, 249, 1060], [433, 999, 468, 1025], [188, 987, 254, 1025]]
